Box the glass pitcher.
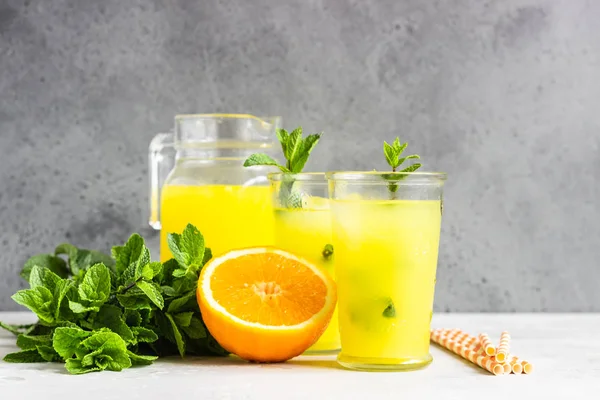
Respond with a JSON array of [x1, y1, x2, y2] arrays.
[[149, 114, 281, 261]]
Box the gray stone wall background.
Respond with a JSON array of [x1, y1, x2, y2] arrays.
[[0, 0, 598, 311]]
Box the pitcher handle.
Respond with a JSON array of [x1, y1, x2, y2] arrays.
[[148, 132, 175, 229]]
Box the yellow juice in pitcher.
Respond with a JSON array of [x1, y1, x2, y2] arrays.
[[160, 184, 274, 261], [274, 204, 340, 353], [331, 199, 441, 368]]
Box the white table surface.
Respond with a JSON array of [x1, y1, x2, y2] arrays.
[[0, 312, 598, 399]]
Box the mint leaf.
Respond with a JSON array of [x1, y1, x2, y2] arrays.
[[167, 224, 205, 272], [93, 305, 134, 343], [167, 291, 197, 313], [21, 255, 68, 282], [69, 301, 99, 314], [12, 287, 55, 324], [16, 334, 53, 351], [142, 262, 162, 280], [65, 359, 101, 374], [180, 316, 207, 339], [383, 141, 397, 167], [243, 153, 290, 173], [131, 327, 158, 343], [285, 127, 303, 168], [78, 263, 111, 305], [36, 345, 60, 361], [56, 244, 114, 276], [4, 349, 46, 363], [172, 312, 194, 328], [157, 259, 178, 286], [127, 351, 158, 366], [136, 281, 164, 309], [116, 291, 153, 310], [290, 133, 321, 173], [382, 300, 396, 318], [400, 163, 422, 173], [0, 321, 35, 335], [53, 279, 73, 320], [202, 248, 213, 265], [276, 128, 289, 155], [52, 327, 92, 359], [124, 310, 142, 327], [113, 234, 150, 283], [29, 265, 61, 292], [165, 313, 185, 357], [397, 154, 420, 166], [78, 331, 131, 372]]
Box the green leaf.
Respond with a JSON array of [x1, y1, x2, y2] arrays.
[[53, 279, 74, 320], [322, 244, 334, 260], [93, 305, 134, 343], [172, 312, 194, 328], [157, 259, 178, 285], [395, 142, 408, 155], [0, 321, 35, 335], [79, 331, 131, 372], [242, 153, 289, 172], [382, 300, 396, 318], [127, 350, 158, 366], [16, 334, 53, 350], [142, 262, 162, 280], [78, 263, 111, 305], [202, 247, 213, 265], [136, 281, 164, 309], [180, 316, 207, 339], [56, 244, 114, 276], [181, 224, 205, 266], [21, 255, 68, 282], [12, 286, 55, 323], [383, 141, 397, 168], [400, 163, 422, 173], [29, 265, 61, 292], [290, 133, 321, 173], [36, 345, 60, 361], [167, 291, 197, 313], [69, 301, 99, 314], [116, 291, 153, 310], [165, 313, 186, 357], [161, 285, 178, 297], [3, 349, 47, 363], [131, 327, 159, 343], [392, 137, 401, 149], [276, 128, 289, 156], [285, 127, 303, 167], [396, 154, 420, 167], [113, 234, 150, 284], [124, 309, 142, 327], [65, 359, 101, 374], [52, 327, 92, 359]]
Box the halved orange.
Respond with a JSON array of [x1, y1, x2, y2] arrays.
[[197, 247, 337, 362]]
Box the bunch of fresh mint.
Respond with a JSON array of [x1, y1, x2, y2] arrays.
[[0, 224, 227, 374]]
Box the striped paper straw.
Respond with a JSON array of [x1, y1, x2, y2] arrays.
[[521, 360, 533, 374], [431, 330, 504, 376], [478, 333, 496, 356], [509, 356, 523, 374], [496, 331, 511, 363]]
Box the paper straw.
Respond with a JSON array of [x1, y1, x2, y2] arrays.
[[521, 360, 533, 374], [431, 330, 504, 376], [502, 362, 511, 374], [509, 356, 523, 374], [496, 331, 511, 363], [478, 333, 496, 356]]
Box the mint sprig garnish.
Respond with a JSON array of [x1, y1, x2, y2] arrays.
[[243, 126, 321, 173], [244, 126, 322, 208], [0, 223, 227, 374], [383, 137, 422, 193]]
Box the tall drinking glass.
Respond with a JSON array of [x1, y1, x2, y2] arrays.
[[269, 173, 340, 353], [327, 172, 446, 371]]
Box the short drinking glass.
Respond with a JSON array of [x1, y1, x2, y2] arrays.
[[269, 172, 340, 354]]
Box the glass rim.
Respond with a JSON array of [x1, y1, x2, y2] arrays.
[[326, 171, 447, 181], [175, 114, 282, 124], [268, 172, 327, 182]]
